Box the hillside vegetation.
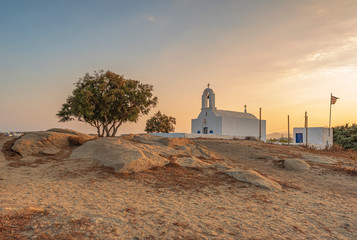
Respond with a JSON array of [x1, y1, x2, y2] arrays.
[[334, 124, 357, 150]]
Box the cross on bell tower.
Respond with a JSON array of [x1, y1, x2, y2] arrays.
[[207, 83, 210, 88], [244, 104, 247, 113]]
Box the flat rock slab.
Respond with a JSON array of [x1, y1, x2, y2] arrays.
[[212, 163, 231, 171], [70, 138, 170, 173], [47, 128, 95, 141], [251, 155, 278, 161], [174, 157, 212, 168], [303, 155, 336, 164], [121, 134, 219, 160], [225, 169, 282, 191], [284, 159, 310, 171], [21, 156, 38, 163], [41, 147, 61, 155]]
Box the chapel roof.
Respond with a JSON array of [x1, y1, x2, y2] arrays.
[[213, 109, 258, 120]]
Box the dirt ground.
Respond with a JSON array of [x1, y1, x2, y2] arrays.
[[1, 136, 356, 239]]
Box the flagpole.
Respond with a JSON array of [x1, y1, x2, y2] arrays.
[[329, 93, 332, 137]]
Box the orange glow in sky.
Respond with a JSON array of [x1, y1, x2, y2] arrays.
[[1, 1, 356, 136]]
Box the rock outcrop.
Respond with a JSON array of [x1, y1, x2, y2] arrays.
[[174, 157, 212, 168], [47, 128, 95, 141], [284, 159, 311, 171], [70, 138, 169, 173], [224, 169, 282, 191], [41, 147, 61, 155], [302, 155, 336, 164], [11, 130, 222, 173], [251, 155, 278, 161], [121, 134, 220, 159], [12, 129, 95, 157], [212, 163, 231, 171], [71, 134, 220, 173]]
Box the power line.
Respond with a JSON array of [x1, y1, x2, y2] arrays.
[[291, 114, 305, 127], [308, 113, 326, 126]]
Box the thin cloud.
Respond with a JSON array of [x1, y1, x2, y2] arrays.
[[306, 36, 357, 63], [144, 15, 156, 22]]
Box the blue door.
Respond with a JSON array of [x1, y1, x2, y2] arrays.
[[203, 127, 208, 134], [296, 133, 303, 143]]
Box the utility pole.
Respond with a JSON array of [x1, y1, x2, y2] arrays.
[[305, 111, 308, 147], [288, 115, 290, 146], [329, 93, 332, 137], [328, 93, 339, 142], [259, 108, 262, 140]]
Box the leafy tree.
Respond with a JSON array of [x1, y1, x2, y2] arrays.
[[333, 123, 357, 150], [57, 70, 158, 137], [145, 111, 176, 133]]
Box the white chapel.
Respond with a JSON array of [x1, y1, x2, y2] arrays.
[[191, 86, 266, 141]]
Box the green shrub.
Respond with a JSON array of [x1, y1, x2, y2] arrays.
[[333, 124, 357, 150]]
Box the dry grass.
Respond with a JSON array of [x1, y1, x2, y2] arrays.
[[68, 136, 86, 146], [310, 162, 357, 176], [258, 141, 357, 160], [253, 141, 357, 176], [248, 193, 273, 203], [273, 159, 285, 168], [36, 232, 88, 240], [0, 208, 98, 240], [8, 161, 38, 168], [34, 216, 99, 240], [196, 156, 226, 164], [1, 137, 21, 161], [273, 179, 302, 190], [0, 207, 48, 240], [1, 136, 356, 239], [84, 158, 246, 192], [301, 144, 357, 159], [115, 165, 246, 192]]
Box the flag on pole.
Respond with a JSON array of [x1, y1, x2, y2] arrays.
[[331, 95, 339, 105]]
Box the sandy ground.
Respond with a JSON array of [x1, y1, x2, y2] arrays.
[[1, 136, 357, 239]]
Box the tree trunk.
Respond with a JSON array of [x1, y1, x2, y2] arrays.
[[106, 122, 115, 137], [96, 126, 101, 137], [100, 125, 105, 137], [111, 122, 122, 137]]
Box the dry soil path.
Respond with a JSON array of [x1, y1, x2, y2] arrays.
[[0, 136, 11, 170]]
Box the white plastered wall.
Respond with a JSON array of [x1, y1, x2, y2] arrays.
[[323, 128, 334, 146], [293, 127, 333, 146], [191, 109, 223, 135], [221, 117, 266, 141]]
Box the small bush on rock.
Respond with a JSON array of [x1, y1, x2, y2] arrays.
[[68, 136, 85, 146]]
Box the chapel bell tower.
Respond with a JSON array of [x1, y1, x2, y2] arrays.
[[201, 84, 216, 110]]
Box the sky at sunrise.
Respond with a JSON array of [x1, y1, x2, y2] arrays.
[[1, 0, 357, 135]]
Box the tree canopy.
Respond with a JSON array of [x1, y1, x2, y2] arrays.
[[145, 111, 176, 133], [57, 70, 158, 137]]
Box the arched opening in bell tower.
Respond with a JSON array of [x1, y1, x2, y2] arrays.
[[201, 87, 216, 109], [204, 91, 210, 108]]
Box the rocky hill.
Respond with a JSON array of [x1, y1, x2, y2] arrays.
[[0, 129, 356, 239]]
